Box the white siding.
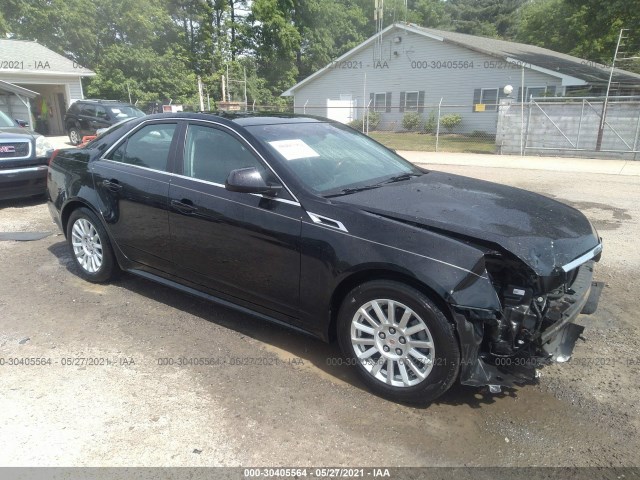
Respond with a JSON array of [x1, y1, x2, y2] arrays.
[[292, 28, 564, 134], [0, 93, 30, 123]]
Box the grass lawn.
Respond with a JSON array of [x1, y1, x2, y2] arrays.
[[369, 131, 496, 154]]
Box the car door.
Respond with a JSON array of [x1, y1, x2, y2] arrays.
[[78, 104, 95, 136], [168, 121, 302, 318], [91, 120, 181, 272]]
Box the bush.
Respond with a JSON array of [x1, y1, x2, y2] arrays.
[[348, 111, 381, 131], [348, 118, 364, 130], [440, 113, 462, 133], [424, 110, 437, 134], [468, 130, 488, 138], [402, 112, 423, 131]]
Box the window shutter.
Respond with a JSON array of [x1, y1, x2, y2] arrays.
[[547, 86, 556, 97], [472, 88, 481, 112], [399, 91, 405, 112], [386, 92, 392, 112], [369, 92, 374, 108], [417, 91, 425, 113]]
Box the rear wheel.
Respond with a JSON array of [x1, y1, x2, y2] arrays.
[[68, 127, 81, 146], [337, 280, 460, 404], [66, 207, 118, 283]]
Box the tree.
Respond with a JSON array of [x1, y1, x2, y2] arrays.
[[445, 0, 526, 38], [249, 0, 300, 97], [515, 0, 640, 74]]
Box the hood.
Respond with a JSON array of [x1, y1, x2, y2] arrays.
[[334, 171, 600, 276], [0, 127, 37, 140]]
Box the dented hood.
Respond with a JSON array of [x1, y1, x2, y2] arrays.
[[334, 171, 600, 276]]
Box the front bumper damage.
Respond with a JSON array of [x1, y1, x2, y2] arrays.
[[452, 260, 604, 389]]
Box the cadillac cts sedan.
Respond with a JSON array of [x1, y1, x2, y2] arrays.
[[47, 113, 603, 403]]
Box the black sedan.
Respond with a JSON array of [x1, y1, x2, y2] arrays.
[[47, 112, 603, 403]]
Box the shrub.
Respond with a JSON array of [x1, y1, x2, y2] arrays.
[[348, 118, 364, 130], [440, 113, 462, 133], [468, 130, 488, 138], [424, 110, 437, 134], [402, 112, 423, 131], [349, 111, 381, 131]]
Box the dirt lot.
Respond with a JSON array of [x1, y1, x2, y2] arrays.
[[0, 164, 638, 468]]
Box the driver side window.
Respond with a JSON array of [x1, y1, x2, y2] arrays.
[[183, 124, 265, 184]]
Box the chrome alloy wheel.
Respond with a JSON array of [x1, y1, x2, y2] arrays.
[[69, 129, 80, 145], [350, 299, 435, 387], [71, 218, 103, 273]]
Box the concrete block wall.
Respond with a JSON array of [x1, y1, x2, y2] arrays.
[[496, 100, 640, 160]]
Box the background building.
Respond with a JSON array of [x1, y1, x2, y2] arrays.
[[0, 39, 94, 135], [283, 23, 640, 135]]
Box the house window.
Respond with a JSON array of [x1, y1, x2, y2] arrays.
[[526, 86, 547, 99], [374, 93, 387, 112], [404, 91, 419, 111], [480, 88, 499, 111]]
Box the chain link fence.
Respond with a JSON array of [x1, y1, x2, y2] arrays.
[[134, 96, 640, 158], [293, 102, 499, 154]]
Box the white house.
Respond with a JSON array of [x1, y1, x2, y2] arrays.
[[0, 39, 95, 135], [283, 23, 640, 134]]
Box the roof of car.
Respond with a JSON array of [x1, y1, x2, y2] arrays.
[[75, 99, 138, 106], [143, 111, 330, 126]]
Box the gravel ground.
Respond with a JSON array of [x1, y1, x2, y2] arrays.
[[0, 165, 638, 468]]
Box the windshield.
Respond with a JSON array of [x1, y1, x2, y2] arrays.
[[246, 122, 421, 195], [108, 105, 145, 120], [0, 110, 17, 128]]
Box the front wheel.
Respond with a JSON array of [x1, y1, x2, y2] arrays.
[[337, 280, 460, 404], [66, 207, 118, 283]]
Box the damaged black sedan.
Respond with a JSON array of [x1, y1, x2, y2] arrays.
[[47, 113, 603, 403]]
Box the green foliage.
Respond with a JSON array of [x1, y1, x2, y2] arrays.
[[444, 0, 526, 38], [348, 111, 381, 131], [2, 0, 638, 110], [515, 0, 640, 74], [424, 110, 437, 134], [85, 45, 197, 104], [440, 114, 462, 133], [402, 112, 423, 131]]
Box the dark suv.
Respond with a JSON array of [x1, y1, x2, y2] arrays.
[[64, 100, 145, 145], [0, 110, 53, 200]]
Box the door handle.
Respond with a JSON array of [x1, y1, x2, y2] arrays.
[[102, 179, 123, 192], [171, 199, 198, 214]]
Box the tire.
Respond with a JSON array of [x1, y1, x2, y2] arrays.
[[337, 280, 460, 404], [66, 207, 118, 283], [68, 127, 81, 146]]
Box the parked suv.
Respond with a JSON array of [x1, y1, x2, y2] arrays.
[[64, 100, 145, 145], [0, 110, 53, 200]]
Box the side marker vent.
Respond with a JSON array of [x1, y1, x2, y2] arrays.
[[307, 212, 348, 232]]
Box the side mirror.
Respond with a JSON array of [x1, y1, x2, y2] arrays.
[[15, 119, 29, 128], [225, 167, 282, 196]]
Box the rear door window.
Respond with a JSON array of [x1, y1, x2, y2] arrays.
[[80, 104, 96, 117], [107, 123, 177, 172]]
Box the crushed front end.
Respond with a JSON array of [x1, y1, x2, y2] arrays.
[[449, 244, 604, 389]]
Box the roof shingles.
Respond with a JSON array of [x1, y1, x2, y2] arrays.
[[0, 39, 94, 76]]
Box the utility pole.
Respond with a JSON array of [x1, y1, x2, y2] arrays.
[[596, 28, 627, 151], [197, 76, 204, 111]]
